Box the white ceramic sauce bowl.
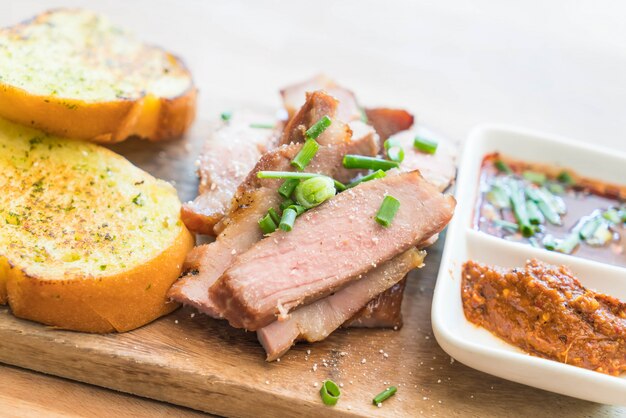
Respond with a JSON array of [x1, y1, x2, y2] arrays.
[[432, 125, 626, 406]]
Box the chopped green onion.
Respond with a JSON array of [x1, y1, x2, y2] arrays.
[[557, 170, 575, 186], [278, 179, 300, 198], [333, 179, 347, 192], [279, 199, 295, 211], [555, 235, 580, 254], [375, 195, 400, 227], [387, 146, 405, 163], [522, 171, 547, 185], [547, 182, 565, 195], [250, 123, 275, 129], [259, 171, 326, 180], [267, 208, 281, 224], [291, 138, 320, 171], [220, 111, 232, 121], [492, 218, 519, 232], [587, 221, 613, 246], [542, 235, 557, 250], [343, 155, 399, 171], [486, 184, 510, 209], [347, 169, 386, 188], [526, 200, 545, 225], [494, 160, 512, 174], [509, 182, 534, 237], [288, 204, 306, 216], [258, 171, 311, 179], [529, 237, 541, 248], [305, 115, 332, 140], [258, 213, 277, 234], [294, 176, 336, 209], [540, 187, 567, 214], [384, 138, 401, 151], [413, 136, 438, 154], [603, 209, 622, 224], [579, 216, 601, 240], [555, 222, 583, 254], [320, 380, 341, 406], [525, 187, 562, 225], [538, 199, 562, 225], [373, 386, 397, 405], [279, 208, 297, 232]]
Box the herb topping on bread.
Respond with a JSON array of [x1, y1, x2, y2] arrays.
[[0, 117, 194, 332]]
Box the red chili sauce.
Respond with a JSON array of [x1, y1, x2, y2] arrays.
[[462, 259, 626, 375]]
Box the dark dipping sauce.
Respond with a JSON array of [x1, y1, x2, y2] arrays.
[[476, 154, 626, 268]]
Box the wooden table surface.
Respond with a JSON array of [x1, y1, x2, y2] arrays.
[[3, 1, 626, 417]]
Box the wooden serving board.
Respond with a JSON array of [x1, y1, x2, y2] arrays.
[[0, 120, 623, 418]]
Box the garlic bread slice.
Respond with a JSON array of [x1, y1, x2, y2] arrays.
[[0, 9, 196, 143], [0, 117, 194, 332]]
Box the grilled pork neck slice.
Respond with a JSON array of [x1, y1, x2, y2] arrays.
[[181, 111, 280, 235], [177, 79, 447, 333], [168, 135, 378, 316], [211, 170, 456, 330], [257, 249, 426, 361], [171, 87, 378, 315]]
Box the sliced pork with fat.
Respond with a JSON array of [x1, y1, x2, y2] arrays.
[[211, 170, 456, 330], [168, 135, 378, 316], [257, 249, 425, 361], [170, 77, 457, 359], [181, 111, 280, 235]]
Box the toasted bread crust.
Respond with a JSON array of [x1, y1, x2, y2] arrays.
[[0, 257, 8, 305], [0, 83, 197, 143], [3, 227, 194, 333]]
